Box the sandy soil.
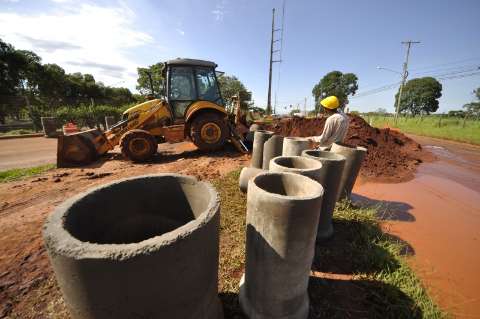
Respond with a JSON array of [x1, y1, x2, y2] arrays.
[[0, 142, 249, 317], [0, 137, 57, 171], [266, 115, 432, 183], [354, 135, 480, 318]]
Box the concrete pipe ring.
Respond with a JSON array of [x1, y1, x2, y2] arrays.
[[282, 137, 311, 156], [301, 149, 347, 240], [43, 174, 223, 319], [251, 130, 274, 168], [240, 172, 324, 319], [330, 142, 368, 201], [269, 155, 323, 182]]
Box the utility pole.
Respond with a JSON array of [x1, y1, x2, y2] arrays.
[[395, 40, 420, 122], [267, 8, 282, 115], [304, 97, 307, 116]]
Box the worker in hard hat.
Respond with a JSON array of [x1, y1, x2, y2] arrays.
[[307, 96, 349, 149]]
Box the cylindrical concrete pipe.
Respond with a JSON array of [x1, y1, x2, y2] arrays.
[[41, 117, 57, 137], [239, 166, 266, 193], [251, 130, 274, 168], [43, 174, 223, 319], [262, 135, 284, 169], [330, 143, 367, 200], [269, 155, 323, 182], [302, 150, 346, 240], [282, 137, 311, 156], [240, 172, 324, 319], [105, 116, 116, 130]]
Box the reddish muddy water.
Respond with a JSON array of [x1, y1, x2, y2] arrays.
[[354, 135, 480, 318]]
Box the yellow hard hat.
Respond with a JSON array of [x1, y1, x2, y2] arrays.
[[320, 96, 340, 109]]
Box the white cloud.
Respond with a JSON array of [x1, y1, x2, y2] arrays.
[[211, 0, 226, 22], [0, 2, 154, 91], [175, 28, 185, 36]]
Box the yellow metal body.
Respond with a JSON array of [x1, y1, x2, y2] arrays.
[[58, 85, 247, 167]]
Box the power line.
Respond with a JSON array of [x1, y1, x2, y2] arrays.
[[409, 57, 480, 72]]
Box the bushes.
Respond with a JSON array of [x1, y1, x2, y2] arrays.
[[55, 105, 124, 129]]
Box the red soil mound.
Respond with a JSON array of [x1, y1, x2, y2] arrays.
[[265, 115, 430, 182]]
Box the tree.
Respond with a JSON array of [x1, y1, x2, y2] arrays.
[[375, 107, 388, 114], [395, 77, 442, 116], [136, 63, 164, 96], [312, 71, 358, 111], [463, 86, 480, 119], [217, 75, 252, 112]]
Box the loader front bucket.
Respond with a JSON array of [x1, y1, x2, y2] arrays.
[[57, 129, 110, 167]]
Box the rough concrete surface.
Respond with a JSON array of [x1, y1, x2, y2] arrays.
[[331, 143, 367, 200], [269, 156, 323, 182], [262, 135, 284, 169], [43, 174, 223, 319], [282, 137, 311, 157], [240, 172, 323, 319], [251, 130, 274, 168], [302, 150, 346, 240], [239, 166, 266, 193]]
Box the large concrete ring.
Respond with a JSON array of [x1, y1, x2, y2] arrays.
[[331, 143, 367, 200], [302, 149, 346, 240], [43, 174, 223, 319], [240, 172, 323, 319], [282, 137, 311, 156], [269, 155, 323, 182], [251, 130, 274, 168]]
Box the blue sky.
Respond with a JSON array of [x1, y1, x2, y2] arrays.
[[1, 0, 479, 113]]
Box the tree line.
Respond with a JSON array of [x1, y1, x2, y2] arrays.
[[311, 70, 479, 119], [0, 38, 137, 127]]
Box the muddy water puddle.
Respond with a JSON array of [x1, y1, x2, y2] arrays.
[[354, 135, 480, 318]]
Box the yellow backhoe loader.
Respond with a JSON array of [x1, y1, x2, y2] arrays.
[[57, 58, 248, 167]]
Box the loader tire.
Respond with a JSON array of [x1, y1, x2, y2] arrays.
[[190, 113, 228, 151], [120, 130, 157, 162]]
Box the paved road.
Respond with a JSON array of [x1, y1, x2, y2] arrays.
[[0, 137, 57, 171], [354, 135, 480, 318]]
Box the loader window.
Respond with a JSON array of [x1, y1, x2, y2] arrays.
[[169, 66, 196, 101], [195, 67, 223, 105]]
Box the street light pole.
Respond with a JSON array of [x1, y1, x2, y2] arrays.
[[395, 41, 420, 122]]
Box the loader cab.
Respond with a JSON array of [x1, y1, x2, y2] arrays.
[[165, 59, 224, 120]]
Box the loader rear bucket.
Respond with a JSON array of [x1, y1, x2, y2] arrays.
[[57, 129, 110, 167]]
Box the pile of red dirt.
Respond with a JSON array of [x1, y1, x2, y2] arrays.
[[265, 114, 431, 182]]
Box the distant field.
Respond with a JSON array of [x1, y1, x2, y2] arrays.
[[363, 115, 480, 145]]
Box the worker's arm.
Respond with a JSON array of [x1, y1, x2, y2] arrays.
[[308, 118, 334, 147]]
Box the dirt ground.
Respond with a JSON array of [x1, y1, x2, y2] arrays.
[[0, 119, 431, 318], [266, 115, 433, 182], [0, 142, 249, 318], [0, 137, 57, 171]]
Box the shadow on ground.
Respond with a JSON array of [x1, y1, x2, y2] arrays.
[[220, 276, 422, 319], [312, 219, 402, 275], [351, 193, 415, 222]]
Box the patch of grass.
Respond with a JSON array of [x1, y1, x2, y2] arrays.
[[365, 115, 480, 145], [214, 170, 446, 318], [0, 164, 56, 183], [0, 129, 35, 136]]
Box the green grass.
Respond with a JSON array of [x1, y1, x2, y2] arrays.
[[214, 170, 446, 318], [0, 164, 56, 183], [0, 129, 36, 136], [364, 115, 480, 145]]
